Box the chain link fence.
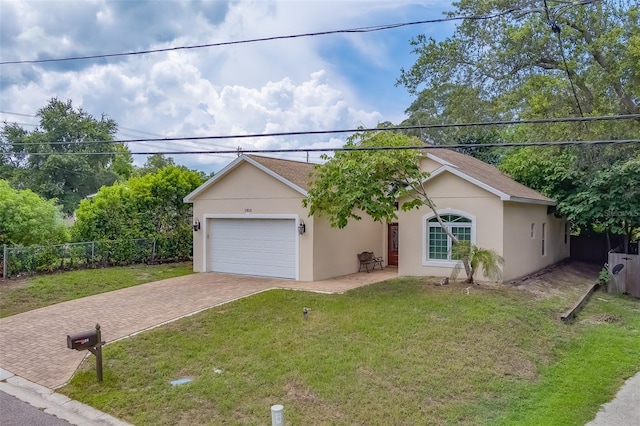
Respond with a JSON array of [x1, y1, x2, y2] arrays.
[[1, 236, 192, 279]]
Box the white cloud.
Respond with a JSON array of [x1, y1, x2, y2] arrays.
[[1, 0, 453, 173]]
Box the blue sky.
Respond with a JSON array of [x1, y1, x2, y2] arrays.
[[0, 1, 455, 172]]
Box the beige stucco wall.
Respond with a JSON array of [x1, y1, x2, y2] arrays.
[[312, 214, 384, 281], [188, 161, 383, 281], [421, 157, 444, 174], [189, 161, 314, 280], [397, 171, 504, 281], [502, 202, 569, 281]]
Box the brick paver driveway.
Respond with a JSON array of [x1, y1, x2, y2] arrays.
[[0, 269, 396, 389]]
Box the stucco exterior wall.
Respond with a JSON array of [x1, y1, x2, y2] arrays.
[[502, 202, 569, 281], [312, 214, 384, 281], [421, 157, 444, 174], [188, 161, 384, 281], [189, 162, 314, 280], [397, 172, 504, 280]]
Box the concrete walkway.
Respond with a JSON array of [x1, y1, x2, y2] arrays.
[[0, 269, 396, 389], [586, 372, 640, 426]]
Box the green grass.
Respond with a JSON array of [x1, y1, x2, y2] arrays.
[[60, 278, 640, 425], [0, 262, 193, 318]]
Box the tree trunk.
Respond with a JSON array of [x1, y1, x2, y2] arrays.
[[422, 197, 473, 281]]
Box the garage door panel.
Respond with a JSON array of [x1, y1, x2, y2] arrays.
[[209, 218, 297, 279]]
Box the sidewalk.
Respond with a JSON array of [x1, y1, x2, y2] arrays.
[[586, 372, 640, 426]]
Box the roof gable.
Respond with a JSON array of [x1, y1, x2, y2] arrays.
[[425, 149, 554, 205], [183, 155, 316, 202]]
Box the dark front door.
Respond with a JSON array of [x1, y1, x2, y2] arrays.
[[388, 223, 399, 266]]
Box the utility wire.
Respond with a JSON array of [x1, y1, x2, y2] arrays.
[[1, 121, 38, 127], [0, 111, 37, 118], [543, 0, 585, 117], [0, 0, 596, 66], [5, 139, 638, 156], [5, 114, 639, 147]]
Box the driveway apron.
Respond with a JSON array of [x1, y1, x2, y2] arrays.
[[0, 270, 395, 389]]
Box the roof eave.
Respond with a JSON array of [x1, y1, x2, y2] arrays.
[[507, 196, 556, 206]]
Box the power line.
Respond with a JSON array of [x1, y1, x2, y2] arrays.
[[1, 121, 38, 127], [4, 114, 639, 147], [0, 111, 36, 118], [543, 0, 585, 117], [0, 1, 596, 66], [5, 139, 638, 156]]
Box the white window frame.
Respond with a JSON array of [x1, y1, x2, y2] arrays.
[[541, 222, 546, 256], [422, 209, 476, 267]]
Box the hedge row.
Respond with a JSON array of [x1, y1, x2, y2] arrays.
[[1, 235, 192, 278]]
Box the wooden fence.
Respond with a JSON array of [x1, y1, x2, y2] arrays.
[[607, 253, 640, 297]]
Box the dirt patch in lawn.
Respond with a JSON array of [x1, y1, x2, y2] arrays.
[[507, 260, 600, 301], [0, 275, 31, 290], [285, 380, 321, 404]]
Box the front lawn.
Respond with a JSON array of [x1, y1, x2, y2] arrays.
[[0, 262, 193, 318], [60, 277, 640, 425]]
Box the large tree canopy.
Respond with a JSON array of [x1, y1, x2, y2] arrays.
[[398, 0, 639, 143], [0, 180, 68, 246], [501, 149, 640, 244], [303, 131, 427, 229], [398, 0, 639, 245], [1, 98, 133, 214]]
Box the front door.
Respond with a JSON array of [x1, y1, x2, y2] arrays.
[[388, 223, 399, 266]]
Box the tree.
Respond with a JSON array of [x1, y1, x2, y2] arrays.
[[499, 147, 640, 251], [560, 155, 640, 250], [0, 180, 69, 246], [1, 98, 133, 214], [303, 131, 425, 228], [303, 130, 501, 281], [399, 0, 640, 248], [137, 153, 176, 176], [398, 0, 639, 142], [451, 241, 504, 284], [73, 166, 203, 242]]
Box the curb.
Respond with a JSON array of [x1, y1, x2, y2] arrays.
[[0, 368, 131, 426]]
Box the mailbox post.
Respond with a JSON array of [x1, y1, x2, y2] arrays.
[[67, 323, 104, 382]]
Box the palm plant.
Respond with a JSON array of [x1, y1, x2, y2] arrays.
[[450, 240, 504, 284]]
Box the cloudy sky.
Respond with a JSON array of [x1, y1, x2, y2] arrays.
[[1, 0, 455, 173]]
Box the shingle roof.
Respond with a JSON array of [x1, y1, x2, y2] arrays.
[[427, 149, 554, 204], [246, 155, 316, 191], [186, 151, 551, 205]]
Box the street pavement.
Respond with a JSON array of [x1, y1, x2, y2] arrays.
[[0, 390, 71, 426]]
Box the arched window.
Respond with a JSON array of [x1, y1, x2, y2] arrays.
[[423, 211, 475, 264]]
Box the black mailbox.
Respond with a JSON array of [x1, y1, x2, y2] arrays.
[[67, 330, 99, 350]]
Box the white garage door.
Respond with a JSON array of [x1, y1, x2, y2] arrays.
[[209, 218, 297, 279]]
